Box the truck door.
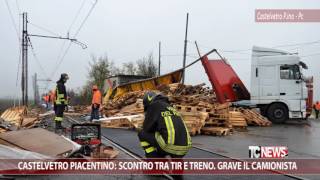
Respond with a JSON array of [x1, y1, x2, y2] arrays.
[[279, 64, 302, 111], [259, 65, 279, 100]]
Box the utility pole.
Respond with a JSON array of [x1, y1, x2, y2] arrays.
[[21, 12, 28, 106], [182, 13, 189, 84], [158, 41, 161, 76], [19, 12, 86, 107]]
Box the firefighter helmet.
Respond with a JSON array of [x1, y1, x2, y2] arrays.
[[60, 73, 69, 82], [143, 91, 157, 110]]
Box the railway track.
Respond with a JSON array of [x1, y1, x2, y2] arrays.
[[65, 115, 305, 180]]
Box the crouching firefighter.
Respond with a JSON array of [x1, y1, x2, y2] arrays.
[[54, 73, 69, 130], [138, 91, 192, 158]]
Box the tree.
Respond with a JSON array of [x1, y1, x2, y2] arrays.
[[122, 62, 136, 75], [88, 55, 116, 90], [136, 53, 158, 77], [79, 55, 117, 104]]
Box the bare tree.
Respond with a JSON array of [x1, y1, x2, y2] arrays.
[[88, 55, 116, 90], [78, 55, 117, 104], [136, 53, 158, 77], [122, 62, 136, 75]]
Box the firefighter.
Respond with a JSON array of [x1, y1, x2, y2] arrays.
[[91, 85, 101, 121], [54, 73, 69, 130], [314, 101, 320, 119], [138, 91, 192, 158]]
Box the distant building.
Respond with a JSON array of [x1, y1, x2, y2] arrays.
[[103, 74, 150, 93]]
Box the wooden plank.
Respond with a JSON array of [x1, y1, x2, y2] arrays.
[[0, 128, 73, 157], [201, 127, 231, 136], [21, 117, 39, 128]]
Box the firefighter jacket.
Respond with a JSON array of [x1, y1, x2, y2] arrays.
[[55, 80, 67, 105], [143, 94, 192, 156]]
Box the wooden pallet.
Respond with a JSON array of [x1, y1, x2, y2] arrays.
[[0, 106, 27, 127], [201, 127, 231, 136], [174, 104, 212, 113], [101, 118, 133, 129], [180, 111, 208, 136], [239, 108, 272, 126], [119, 99, 144, 115], [229, 111, 247, 128]]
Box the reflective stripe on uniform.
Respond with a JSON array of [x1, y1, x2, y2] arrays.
[[155, 132, 191, 156], [55, 88, 65, 105], [164, 116, 175, 145], [168, 116, 175, 144], [54, 117, 63, 121], [140, 141, 150, 147], [145, 146, 156, 153]]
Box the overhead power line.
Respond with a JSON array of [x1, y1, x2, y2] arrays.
[[29, 22, 61, 36], [272, 40, 320, 48], [68, 0, 87, 34], [5, 0, 20, 41], [49, 0, 98, 79], [5, 0, 22, 106], [15, 0, 21, 13], [56, 0, 86, 62], [300, 53, 320, 58], [190, 40, 320, 55], [27, 37, 49, 78]]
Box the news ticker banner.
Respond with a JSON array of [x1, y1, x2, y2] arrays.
[[0, 159, 319, 175]]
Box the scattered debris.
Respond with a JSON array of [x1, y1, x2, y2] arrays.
[[0, 106, 41, 132], [102, 83, 272, 136], [91, 145, 119, 159], [0, 106, 26, 127]]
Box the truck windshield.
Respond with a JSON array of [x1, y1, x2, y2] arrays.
[[280, 65, 300, 80]]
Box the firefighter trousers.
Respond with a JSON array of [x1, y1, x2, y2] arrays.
[[54, 104, 65, 122]]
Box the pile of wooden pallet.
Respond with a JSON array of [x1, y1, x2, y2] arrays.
[[102, 83, 272, 136], [104, 91, 146, 116], [201, 103, 233, 136]]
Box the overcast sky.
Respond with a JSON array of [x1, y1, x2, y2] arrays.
[[0, 0, 319, 101]]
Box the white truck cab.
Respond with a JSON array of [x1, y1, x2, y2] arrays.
[[250, 46, 310, 123]]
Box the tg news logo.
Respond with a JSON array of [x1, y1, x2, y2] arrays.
[[249, 146, 288, 158]]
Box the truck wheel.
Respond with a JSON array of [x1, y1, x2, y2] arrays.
[[258, 105, 267, 117], [267, 103, 288, 124]]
